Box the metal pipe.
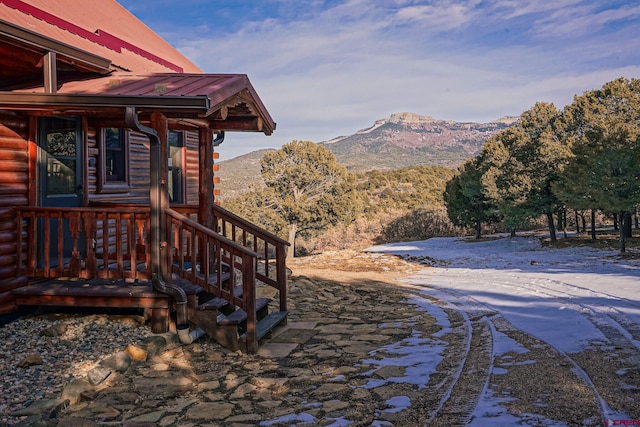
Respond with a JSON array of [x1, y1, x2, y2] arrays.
[[125, 107, 203, 344], [213, 131, 225, 146]]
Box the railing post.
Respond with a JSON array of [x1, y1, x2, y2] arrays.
[[84, 211, 97, 278], [277, 243, 287, 312], [244, 252, 257, 354]]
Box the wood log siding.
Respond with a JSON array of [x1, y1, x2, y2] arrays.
[[0, 113, 29, 314], [87, 129, 201, 205]]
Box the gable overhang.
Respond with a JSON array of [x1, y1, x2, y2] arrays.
[[0, 19, 112, 73], [1, 73, 276, 135], [0, 19, 112, 90]]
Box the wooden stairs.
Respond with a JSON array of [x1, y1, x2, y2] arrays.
[[175, 276, 288, 352]]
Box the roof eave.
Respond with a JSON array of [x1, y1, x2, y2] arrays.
[[0, 19, 112, 74], [0, 92, 210, 111]]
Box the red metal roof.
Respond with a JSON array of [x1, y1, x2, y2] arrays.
[[0, 0, 201, 73], [0, 1, 275, 135]]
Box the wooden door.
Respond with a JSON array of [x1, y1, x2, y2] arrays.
[[38, 117, 84, 268]]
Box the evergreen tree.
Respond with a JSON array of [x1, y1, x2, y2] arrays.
[[480, 103, 568, 240], [444, 157, 500, 238], [556, 77, 640, 251], [260, 140, 364, 257]]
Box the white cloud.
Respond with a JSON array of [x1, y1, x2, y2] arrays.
[[164, 0, 640, 159]]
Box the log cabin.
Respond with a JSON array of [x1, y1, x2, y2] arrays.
[[0, 0, 288, 353]]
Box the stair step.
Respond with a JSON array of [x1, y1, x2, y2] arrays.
[[244, 310, 289, 341], [198, 297, 230, 311], [218, 298, 270, 326]]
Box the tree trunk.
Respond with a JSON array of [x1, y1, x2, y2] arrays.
[[546, 211, 557, 242], [287, 223, 297, 259], [475, 219, 482, 239], [590, 209, 596, 240], [623, 211, 632, 238], [574, 210, 580, 234], [510, 228, 516, 238], [619, 211, 626, 253]]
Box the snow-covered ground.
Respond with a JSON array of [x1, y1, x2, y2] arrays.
[[367, 235, 640, 425]]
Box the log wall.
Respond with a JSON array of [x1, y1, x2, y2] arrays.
[[0, 115, 203, 316], [0, 112, 29, 314], [87, 129, 201, 204]]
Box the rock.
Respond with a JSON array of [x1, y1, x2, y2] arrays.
[[141, 335, 167, 357], [125, 344, 148, 362], [87, 366, 111, 386], [185, 402, 234, 420], [39, 324, 68, 337], [17, 353, 43, 368], [101, 351, 131, 373], [61, 379, 94, 405], [9, 398, 68, 418]]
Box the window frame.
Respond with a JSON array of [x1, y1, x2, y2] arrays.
[[98, 127, 130, 193], [168, 130, 186, 204]]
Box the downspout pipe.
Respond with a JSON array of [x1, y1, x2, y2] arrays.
[[213, 131, 225, 146], [125, 107, 204, 344]]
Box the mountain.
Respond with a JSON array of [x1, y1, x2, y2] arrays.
[[215, 149, 274, 200], [319, 112, 517, 172], [216, 113, 517, 200]]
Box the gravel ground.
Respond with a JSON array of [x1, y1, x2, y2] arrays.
[[0, 311, 153, 423]]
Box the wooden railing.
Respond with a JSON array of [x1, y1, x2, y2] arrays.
[[15, 204, 288, 352], [165, 208, 260, 347], [174, 204, 289, 312], [16, 206, 150, 280]]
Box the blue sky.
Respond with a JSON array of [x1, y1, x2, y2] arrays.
[[118, 0, 640, 160]]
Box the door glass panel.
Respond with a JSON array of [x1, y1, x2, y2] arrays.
[[44, 118, 78, 195]]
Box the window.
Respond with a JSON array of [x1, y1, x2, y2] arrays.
[[99, 127, 130, 192], [168, 130, 184, 203]]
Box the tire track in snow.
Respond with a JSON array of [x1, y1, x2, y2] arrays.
[[424, 283, 612, 425]]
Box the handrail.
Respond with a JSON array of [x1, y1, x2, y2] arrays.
[[164, 208, 259, 351], [173, 204, 288, 312]]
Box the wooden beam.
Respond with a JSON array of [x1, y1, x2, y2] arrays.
[[43, 51, 57, 94]]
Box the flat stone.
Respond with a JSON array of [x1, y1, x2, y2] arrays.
[[17, 353, 43, 368], [87, 366, 111, 386], [132, 374, 194, 393], [226, 413, 263, 422], [374, 365, 405, 380], [10, 398, 69, 417], [61, 379, 94, 405], [164, 398, 198, 413], [141, 335, 167, 357], [126, 344, 148, 362], [197, 380, 220, 392], [39, 323, 68, 337], [185, 402, 234, 420], [229, 382, 258, 399], [55, 415, 97, 427], [129, 409, 167, 422], [323, 400, 350, 413], [257, 342, 298, 358], [101, 351, 131, 373], [270, 328, 318, 344], [310, 383, 349, 396]]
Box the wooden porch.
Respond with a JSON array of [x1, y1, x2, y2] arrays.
[[12, 203, 289, 353]]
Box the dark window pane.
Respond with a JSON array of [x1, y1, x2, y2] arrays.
[[104, 128, 126, 182]]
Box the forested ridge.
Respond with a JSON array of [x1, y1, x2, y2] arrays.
[[222, 77, 640, 255]]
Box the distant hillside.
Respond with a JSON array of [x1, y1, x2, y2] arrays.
[[216, 113, 517, 200], [216, 149, 273, 200], [320, 112, 517, 172]]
